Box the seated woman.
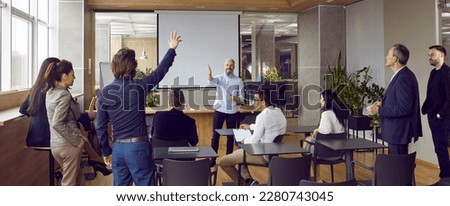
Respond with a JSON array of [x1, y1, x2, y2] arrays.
[[303, 90, 347, 154], [151, 88, 198, 146]]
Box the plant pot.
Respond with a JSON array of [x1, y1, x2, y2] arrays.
[[348, 115, 372, 130]]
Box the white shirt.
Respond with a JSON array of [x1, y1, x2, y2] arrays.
[[208, 73, 244, 114], [317, 110, 345, 134], [244, 106, 287, 144]]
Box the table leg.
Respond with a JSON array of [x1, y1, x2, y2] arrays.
[[345, 151, 354, 180], [48, 151, 55, 186]]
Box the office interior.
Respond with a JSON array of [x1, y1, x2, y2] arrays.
[[0, 0, 449, 185]]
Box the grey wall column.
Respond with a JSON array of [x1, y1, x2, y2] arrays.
[[298, 6, 345, 125], [58, 0, 85, 108], [251, 23, 275, 81]]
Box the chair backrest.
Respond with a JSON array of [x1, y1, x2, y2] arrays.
[[314, 133, 347, 159], [299, 178, 357, 186], [273, 134, 284, 143], [162, 158, 210, 186], [372, 152, 416, 186], [268, 156, 311, 186]]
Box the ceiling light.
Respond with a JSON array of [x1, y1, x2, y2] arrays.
[[140, 48, 148, 60]]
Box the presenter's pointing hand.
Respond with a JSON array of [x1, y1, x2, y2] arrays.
[[208, 65, 212, 76]]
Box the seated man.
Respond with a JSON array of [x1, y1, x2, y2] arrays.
[[238, 92, 264, 125], [151, 88, 198, 146], [218, 89, 287, 185]]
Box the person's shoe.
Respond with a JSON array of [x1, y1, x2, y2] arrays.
[[92, 164, 112, 176], [88, 160, 107, 167], [245, 178, 259, 186]]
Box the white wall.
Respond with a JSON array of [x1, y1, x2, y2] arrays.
[[346, 0, 440, 165], [384, 0, 439, 164], [346, 0, 385, 86]]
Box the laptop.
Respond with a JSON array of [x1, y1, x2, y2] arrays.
[[168, 146, 200, 153]]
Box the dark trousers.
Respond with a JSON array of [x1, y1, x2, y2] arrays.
[[428, 116, 450, 178], [211, 111, 237, 163], [388, 144, 409, 155]]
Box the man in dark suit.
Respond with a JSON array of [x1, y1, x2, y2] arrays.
[[422, 45, 450, 179], [151, 89, 198, 146], [367, 44, 422, 155]]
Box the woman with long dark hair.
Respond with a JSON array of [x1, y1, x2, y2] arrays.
[[44, 60, 85, 186], [303, 89, 347, 150], [20, 58, 111, 177]]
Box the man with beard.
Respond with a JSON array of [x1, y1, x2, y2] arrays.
[[207, 59, 244, 167], [422, 45, 450, 181]]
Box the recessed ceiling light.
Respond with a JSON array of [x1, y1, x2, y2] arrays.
[[326, 0, 335, 3]]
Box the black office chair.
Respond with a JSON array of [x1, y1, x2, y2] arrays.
[[236, 134, 285, 185], [268, 156, 311, 186], [354, 152, 416, 186], [299, 178, 357, 186], [305, 132, 346, 183], [162, 158, 211, 186], [151, 138, 189, 185]]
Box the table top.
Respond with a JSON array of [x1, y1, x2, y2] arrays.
[[0, 107, 23, 126], [153, 146, 217, 160], [315, 138, 387, 151], [286, 125, 317, 133], [241, 142, 308, 156]]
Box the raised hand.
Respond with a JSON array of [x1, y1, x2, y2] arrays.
[[168, 31, 182, 49], [208, 64, 213, 75]]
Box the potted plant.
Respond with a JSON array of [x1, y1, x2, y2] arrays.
[[136, 68, 159, 107], [324, 52, 385, 130]]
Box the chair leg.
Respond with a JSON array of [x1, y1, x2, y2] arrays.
[[330, 165, 335, 183], [312, 161, 318, 182]]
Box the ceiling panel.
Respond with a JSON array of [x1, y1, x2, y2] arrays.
[[88, 0, 363, 12]]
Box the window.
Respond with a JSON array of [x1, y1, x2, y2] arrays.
[[11, 0, 29, 14], [11, 16, 31, 90], [0, 0, 54, 92], [240, 13, 298, 81]]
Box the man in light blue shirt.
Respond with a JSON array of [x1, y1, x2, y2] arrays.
[[208, 59, 244, 166]]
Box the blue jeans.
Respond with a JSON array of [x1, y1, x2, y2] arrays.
[[112, 141, 155, 186]]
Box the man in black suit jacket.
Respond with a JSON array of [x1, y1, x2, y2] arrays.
[[422, 45, 450, 179], [151, 89, 198, 146], [368, 44, 422, 155]]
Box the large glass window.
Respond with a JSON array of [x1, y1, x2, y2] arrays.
[[11, 16, 31, 90], [37, 23, 49, 71], [37, 0, 48, 22], [11, 0, 29, 14], [240, 13, 298, 81], [0, 0, 54, 91]]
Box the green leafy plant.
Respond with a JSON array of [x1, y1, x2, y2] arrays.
[[136, 68, 159, 107], [324, 52, 385, 119], [263, 67, 282, 82]]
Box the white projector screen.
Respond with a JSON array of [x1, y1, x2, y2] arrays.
[[157, 11, 240, 88]]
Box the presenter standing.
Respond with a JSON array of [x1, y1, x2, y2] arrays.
[[208, 59, 244, 166]]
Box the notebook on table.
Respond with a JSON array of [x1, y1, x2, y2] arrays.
[[168, 146, 200, 153]]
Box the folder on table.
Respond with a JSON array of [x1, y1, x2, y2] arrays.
[[233, 129, 252, 142]]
